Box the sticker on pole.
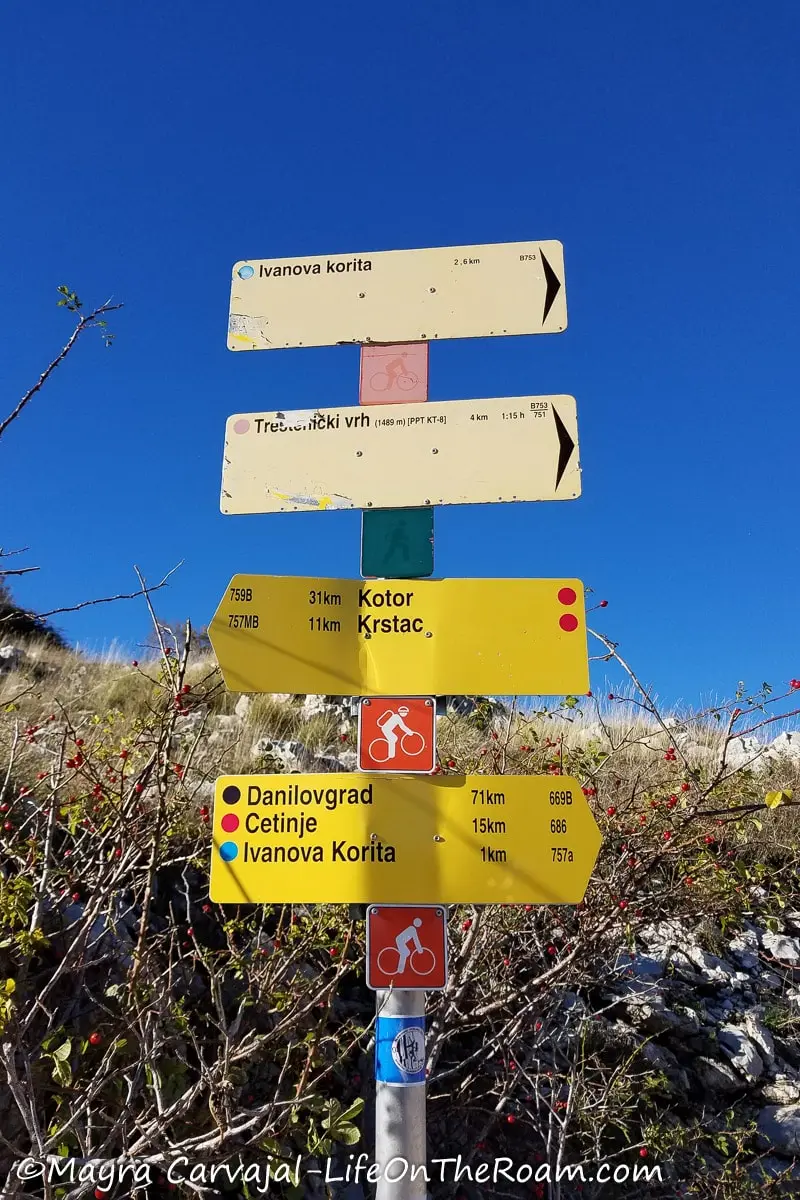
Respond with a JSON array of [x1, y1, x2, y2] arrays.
[[367, 905, 447, 990], [358, 697, 436, 773], [375, 1015, 426, 1086], [359, 343, 429, 406]]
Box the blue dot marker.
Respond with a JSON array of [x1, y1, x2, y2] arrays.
[[237, 264, 254, 279], [219, 841, 239, 862]]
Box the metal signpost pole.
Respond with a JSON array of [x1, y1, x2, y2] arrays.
[[375, 987, 427, 1200], [360, 344, 430, 1199]]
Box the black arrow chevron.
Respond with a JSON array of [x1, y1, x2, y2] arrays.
[[540, 248, 562, 324], [552, 405, 575, 490]]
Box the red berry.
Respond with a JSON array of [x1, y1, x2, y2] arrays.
[[663, 830, 672, 840], [3, 821, 11, 832], [199, 806, 209, 817], [339, 733, 348, 742], [685, 877, 693, 886], [599, 600, 608, 608], [134, 782, 144, 793], [114, 848, 122, 858], [89, 1031, 102, 1046], [619, 900, 628, 910], [131, 660, 138, 667], [72, 892, 80, 901], [524, 904, 533, 912], [329, 947, 339, 957], [547, 945, 557, 956], [164, 647, 171, 656], [186, 927, 194, 937], [639, 1148, 648, 1158], [667, 795, 678, 808], [506, 1113, 516, 1124], [75, 739, 84, 747], [202, 903, 211, 913], [447, 759, 456, 768], [119, 749, 129, 760], [462, 919, 472, 931], [37, 772, 47, 780], [606, 805, 616, 816], [681, 782, 690, 791], [182, 684, 190, 694], [607, 693, 614, 700], [95, 1190, 106, 1199], [503, 957, 510, 966], [586, 690, 593, 697], [0, 803, 8, 813], [535, 1020, 542, 1032]]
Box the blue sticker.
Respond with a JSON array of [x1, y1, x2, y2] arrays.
[[375, 1015, 426, 1086]]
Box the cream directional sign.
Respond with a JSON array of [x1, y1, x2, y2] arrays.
[[227, 241, 567, 351], [209, 774, 600, 905], [208, 575, 589, 696], [221, 396, 579, 514]]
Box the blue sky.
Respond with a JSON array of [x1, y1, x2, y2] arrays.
[[1, 2, 798, 707]]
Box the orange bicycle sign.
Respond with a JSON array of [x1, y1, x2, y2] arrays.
[[367, 904, 448, 990], [358, 697, 436, 774]]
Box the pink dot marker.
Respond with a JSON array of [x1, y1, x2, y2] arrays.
[[233, 419, 250, 435], [221, 813, 240, 833]]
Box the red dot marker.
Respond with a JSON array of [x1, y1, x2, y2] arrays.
[[557, 587, 576, 605], [559, 614, 579, 632], [221, 813, 240, 833]]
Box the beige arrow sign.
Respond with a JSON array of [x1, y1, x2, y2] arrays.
[[221, 396, 580, 514], [227, 240, 566, 350]]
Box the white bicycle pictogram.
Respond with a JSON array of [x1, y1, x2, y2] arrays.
[[376, 918, 436, 977], [369, 356, 419, 393], [368, 705, 426, 763]]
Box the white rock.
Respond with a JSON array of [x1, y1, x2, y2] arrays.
[[770, 731, 800, 760], [234, 695, 252, 720], [758, 1105, 800, 1156], [725, 736, 773, 771], [302, 694, 341, 718], [251, 738, 308, 771], [744, 1012, 776, 1069], [761, 931, 800, 964], [718, 1025, 765, 1082], [695, 1057, 744, 1094], [762, 1078, 800, 1105]]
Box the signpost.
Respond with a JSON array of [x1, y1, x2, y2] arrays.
[[357, 697, 437, 774], [220, 395, 580, 514], [228, 240, 567, 351], [208, 575, 589, 697], [367, 905, 448, 991], [208, 774, 601, 905], [215, 234, 597, 1199]]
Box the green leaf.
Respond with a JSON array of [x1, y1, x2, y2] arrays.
[[4, 978, 15, 995], [766, 789, 793, 809], [334, 1124, 362, 1146], [339, 1097, 365, 1123], [52, 1057, 71, 1087], [52, 1040, 72, 1062]]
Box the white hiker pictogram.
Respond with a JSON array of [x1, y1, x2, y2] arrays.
[[368, 704, 426, 763], [376, 917, 436, 977]]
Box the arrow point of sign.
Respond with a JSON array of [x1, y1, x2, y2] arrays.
[[540, 249, 562, 324], [552, 406, 575, 490]]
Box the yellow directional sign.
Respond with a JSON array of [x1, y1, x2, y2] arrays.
[[208, 576, 589, 696], [221, 397, 580, 514], [209, 774, 600, 904], [227, 241, 567, 351]]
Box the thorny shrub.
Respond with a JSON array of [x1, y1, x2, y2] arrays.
[[0, 618, 799, 1200]]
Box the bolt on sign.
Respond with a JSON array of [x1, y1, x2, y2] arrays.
[[366, 905, 448, 991], [359, 343, 429, 406], [357, 697, 437, 774], [208, 576, 589, 697], [227, 241, 566, 351], [220, 396, 580, 514], [209, 775, 600, 905]]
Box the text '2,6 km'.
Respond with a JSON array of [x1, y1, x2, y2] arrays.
[[227, 240, 567, 351]]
